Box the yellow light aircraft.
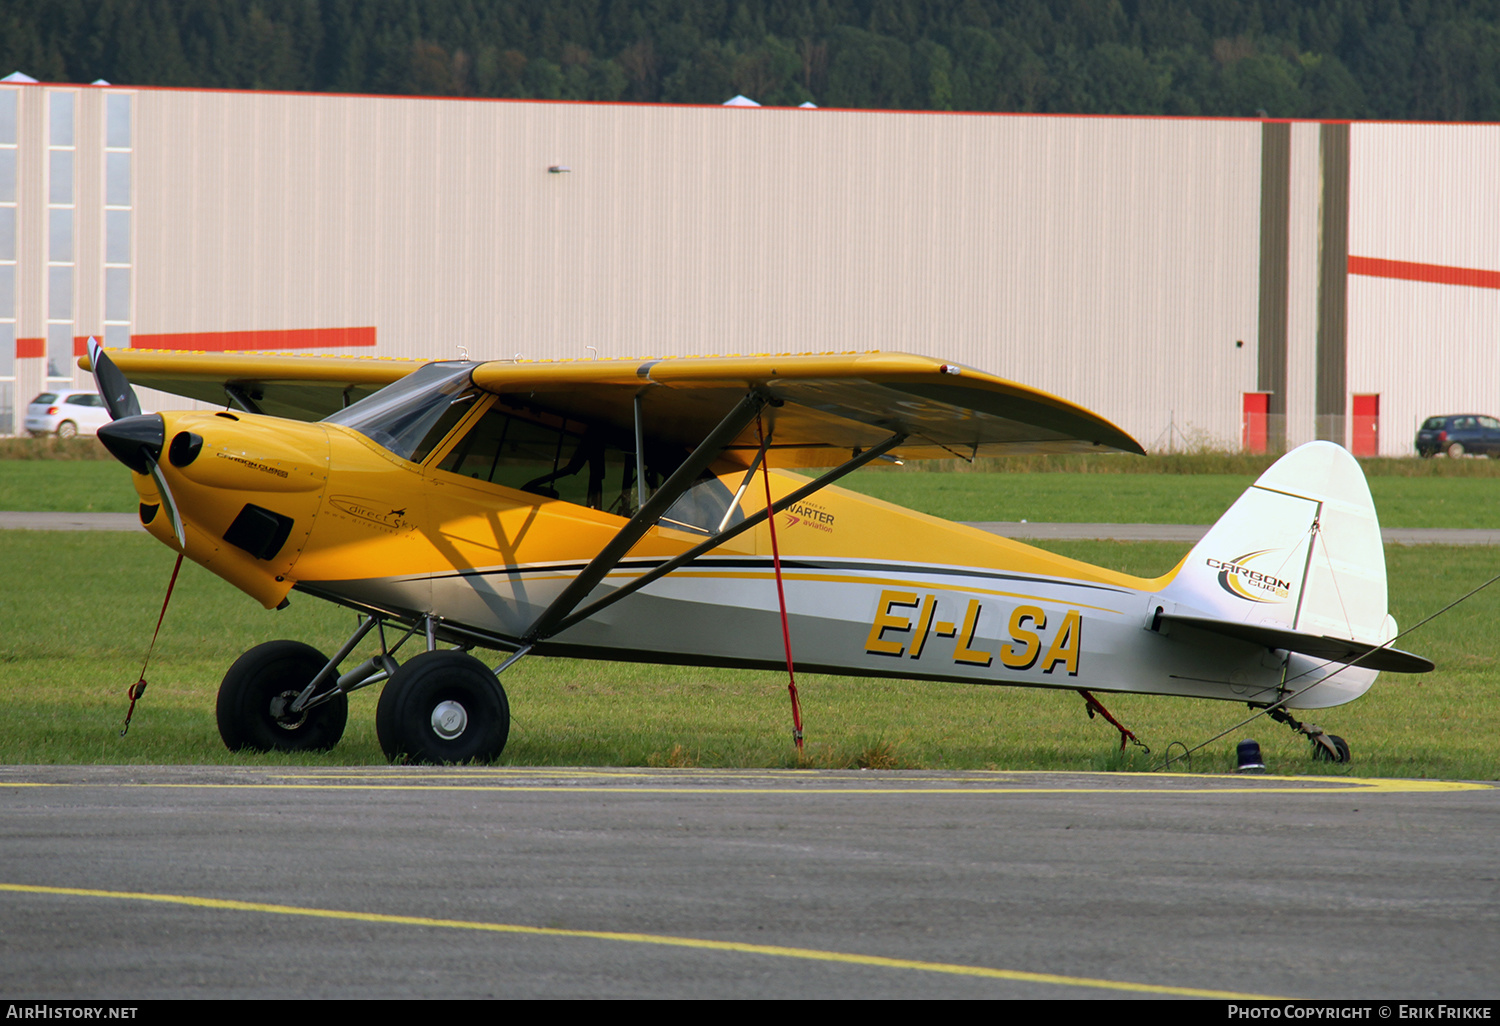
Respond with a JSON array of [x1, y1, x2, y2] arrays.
[[85, 342, 1431, 765]]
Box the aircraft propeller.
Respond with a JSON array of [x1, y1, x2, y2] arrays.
[[89, 338, 186, 548]]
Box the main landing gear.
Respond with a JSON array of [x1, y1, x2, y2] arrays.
[[215, 614, 517, 765], [1265, 705, 1351, 763], [375, 650, 510, 764], [217, 640, 349, 752]]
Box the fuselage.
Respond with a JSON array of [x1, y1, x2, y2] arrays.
[[120, 407, 1372, 710]]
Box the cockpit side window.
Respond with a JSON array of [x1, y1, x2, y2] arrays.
[[435, 401, 635, 514], [431, 398, 743, 533]]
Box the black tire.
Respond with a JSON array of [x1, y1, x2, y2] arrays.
[[217, 640, 348, 752], [375, 650, 509, 764], [1448, 442, 1466, 458], [56, 420, 77, 439], [1312, 733, 1351, 764]]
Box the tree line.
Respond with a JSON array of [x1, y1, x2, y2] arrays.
[[3, 0, 1499, 120]]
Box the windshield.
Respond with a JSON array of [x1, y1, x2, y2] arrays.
[[323, 362, 476, 462]]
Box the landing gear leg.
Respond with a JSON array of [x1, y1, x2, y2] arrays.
[[1265, 705, 1350, 763], [1078, 689, 1149, 753], [215, 614, 423, 755]]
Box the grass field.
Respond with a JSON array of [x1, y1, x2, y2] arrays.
[[2, 530, 1497, 778], [3, 440, 1496, 776]]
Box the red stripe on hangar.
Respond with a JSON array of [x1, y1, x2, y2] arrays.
[[126, 326, 377, 351], [1349, 256, 1500, 291]]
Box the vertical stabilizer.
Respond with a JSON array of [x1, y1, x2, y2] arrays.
[[1163, 442, 1387, 643], [1158, 442, 1395, 708]]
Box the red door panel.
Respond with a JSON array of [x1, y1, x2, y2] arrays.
[[1352, 394, 1379, 457], [1242, 392, 1270, 454]]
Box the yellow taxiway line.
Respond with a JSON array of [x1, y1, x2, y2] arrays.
[[0, 882, 1281, 999], [2, 771, 1487, 795]]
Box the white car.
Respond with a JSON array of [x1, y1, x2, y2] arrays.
[[24, 390, 112, 438]]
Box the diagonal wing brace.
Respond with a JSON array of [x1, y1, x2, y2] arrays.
[[540, 429, 908, 640], [521, 392, 770, 643]]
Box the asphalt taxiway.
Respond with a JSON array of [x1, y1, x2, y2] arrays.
[[1, 766, 1495, 999]]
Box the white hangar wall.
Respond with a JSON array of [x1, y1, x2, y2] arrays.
[[126, 90, 1264, 451], [5, 81, 1497, 456], [1348, 122, 1500, 453]]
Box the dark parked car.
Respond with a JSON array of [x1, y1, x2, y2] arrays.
[[1415, 414, 1500, 457]]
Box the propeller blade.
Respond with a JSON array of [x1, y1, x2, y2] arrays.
[[145, 455, 186, 550], [87, 337, 141, 421], [87, 345, 185, 549]]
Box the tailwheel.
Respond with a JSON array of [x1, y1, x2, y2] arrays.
[[375, 650, 510, 765], [1266, 705, 1351, 764], [1311, 732, 1351, 764], [217, 640, 348, 752]]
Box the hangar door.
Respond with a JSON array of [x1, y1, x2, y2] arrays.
[[1351, 394, 1379, 457]]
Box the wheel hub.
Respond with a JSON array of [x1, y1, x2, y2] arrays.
[[431, 700, 468, 740], [268, 690, 308, 730]]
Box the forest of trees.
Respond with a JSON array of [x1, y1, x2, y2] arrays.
[[3, 0, 1500, 121]]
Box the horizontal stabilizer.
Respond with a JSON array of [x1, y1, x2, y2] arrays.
[[1158, 614, 1433, 673]]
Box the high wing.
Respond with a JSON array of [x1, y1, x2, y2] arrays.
[[473, 351, 1143, 464], [91, 349, 1143, 463]]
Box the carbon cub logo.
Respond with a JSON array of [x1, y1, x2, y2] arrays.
[[1205, 550, 1293, 603]]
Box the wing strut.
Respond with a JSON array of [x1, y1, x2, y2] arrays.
[[223, 384, 264, 415], [521, 392, 770, 644], [546, 429, 908, 638]]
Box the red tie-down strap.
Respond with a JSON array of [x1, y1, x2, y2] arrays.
[[756, 411, 804, 751], [121, 553, 184, 737]]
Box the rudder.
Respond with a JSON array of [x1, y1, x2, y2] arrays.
[[1157, 441, 1399, 707]]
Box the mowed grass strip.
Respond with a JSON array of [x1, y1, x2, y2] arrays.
[[4, 454, 1498, 526], [837, 469, 1500, 528], [2, 531, 1496, 778], [0, 460, 140, 513]]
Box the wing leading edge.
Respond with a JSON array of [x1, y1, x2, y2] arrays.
[[78, 350, 427, 421]]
